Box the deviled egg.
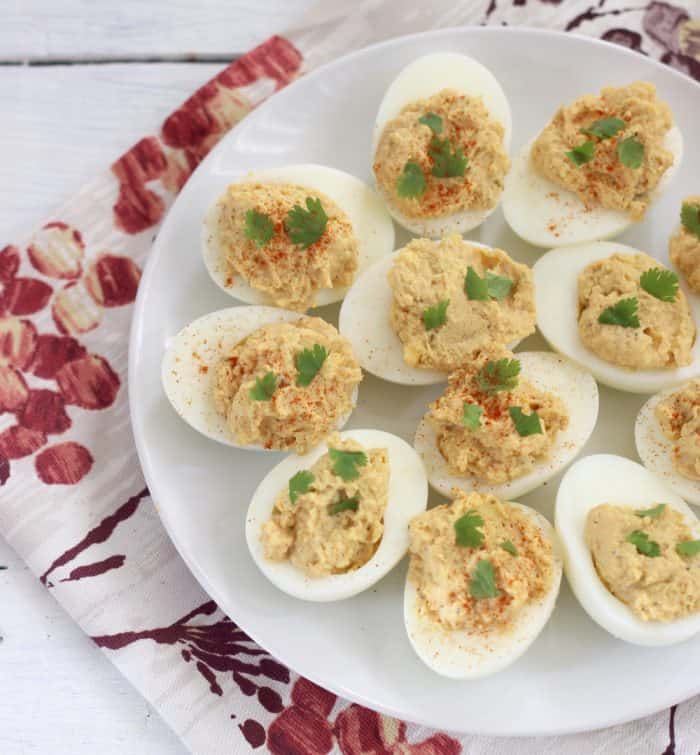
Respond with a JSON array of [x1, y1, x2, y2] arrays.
[[245, 429, 428, 601], [533, 241, 700, 393], [372, 53, 512, 237], [338, 235, 535, 386], [636, 380, 700, 506], [202, 164, 394, 311], [414, 351, 598, 499], [404, 490, 562, 678], [669, 195, 700, 294], [503, 82, 683, 247], [556, 454, 700, 646], [161, 306, 360, 452]]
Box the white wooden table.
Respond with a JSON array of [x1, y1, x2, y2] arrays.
[[0, 3, 315, 752]]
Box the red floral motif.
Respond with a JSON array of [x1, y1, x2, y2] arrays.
[[35, 441, 93, 485], [2, 277, 53, 316], [30, 334, 87, 379], [0, 317, 37, 370], [27, 222, 85, 280], [52, 281, 103, 335], [56, 354, 120, 410], [0, 245, 20, 283], [18, 389, 71, 435], [0, 366, 29, 412], [85, 254, 141, 307], [0, 425, 47, 459], [0, 454, 8, 485]]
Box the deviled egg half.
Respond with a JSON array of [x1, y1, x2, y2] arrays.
[[556, 454, 700, 646], [503, 81, 683, 247], [404, 490, 562, 678], [372, 53, 512, 237], [245, 429, 428, 601], [636, 380, 700, 506], [161, 306, 361, 453], [533, 241, 700, 393], [414, 351, 598, 500], [202, 164, 395, 311], [339, 235, 536, 386]]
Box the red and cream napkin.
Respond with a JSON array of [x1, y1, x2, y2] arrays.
[[1, 1, 699, 752]]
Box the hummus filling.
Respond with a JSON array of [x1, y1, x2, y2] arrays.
[[578, 252, 695, 370], [426, 351, 569, 484], [408, 491, 553, 633], [213, 182, 358, 311], [655, 380, 700, 480], [670, 196, 700, 294], [586, 503, 700, 622], [261, 434, 389, 577], [388, 235, 536, 372], [213, 317, 362, 453], [373, 89, 510, 219], [531, 82, 673, 219]]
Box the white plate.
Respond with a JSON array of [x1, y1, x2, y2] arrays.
[[129, 27, 700, 736]]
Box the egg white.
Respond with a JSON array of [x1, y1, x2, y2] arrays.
[[636, 385, 700, 506], [502, 127, 683, 248], [245, 428, 428, 601], [202, 164, 395, 309], [404, 502, 562, 679], [414, 351, 599, 499], [372, 52, 512, 238], [161, 306, 357, 451], [555, 453, 700, 646], [533, 241, 700, 394]]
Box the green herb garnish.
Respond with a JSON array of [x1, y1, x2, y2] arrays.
[[418, 112, 443, 134], [475, 358, 520, 394], [289, 470, 314, 504], [598, 297, 640, 328], [328, 448, 368, 481], [464, 266, 513, 301], [429, 136, 468, 178], [462, 403, 483, 430], [285, 197, 328, 248], [396, 161, 427, 198], [509, 406, 543, 437], [580, 116, 625, 140], [249, 371, 277, 401], [640, 268, 678, 302], [566, 140, 596, 166], [469, 559, 501, 600], [626, 530, 661, 557], [681, 202, 700, 240], [422, 299, 449, 331], [328, 494, 360, 516], [454, 510, 485, 548], [295, 344, 328, 387], [618, 137, 644, 169], [676, 540, 700, 557], [635, 503, 667, 519], [500, 540, 518, 556], [244, 209, 275, 248]]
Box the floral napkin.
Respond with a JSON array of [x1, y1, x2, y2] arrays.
[[1, 1, 699, 753]]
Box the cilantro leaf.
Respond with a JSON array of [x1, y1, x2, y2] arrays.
[[566, 140, 595, 166], [618, 137, 644, 169], [244, 209, 275, 248], [598, 297, 640, 328], [676, 540, 700, 557], [289, 470, 314, 504], [462, 402, 483, 430], [475, 358, 521, 394], [295, 344, 328, 387], [328, 494, 360, 516], [500, 540, 518, 556], [681, 202, 700, 240], [464, 267, 513, 301], [249, 371, 277, 401], [328, 448, 368, 481], [422, 299, 449, 331], [429, 136, 468, 178], [454, 510, 485, 548], [469, 559, 501, 600], [285, 197, 328, 249], [396, 161, 427, 198], [580, 116, 625, 140], [509, 406, 543, 437], [626, 530, 661, 557], [418, 112, 443, 134], [640, 268, 678, 302], [635, 503, 666, 519]]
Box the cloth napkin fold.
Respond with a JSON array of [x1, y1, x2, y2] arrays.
[[2, 1, 699, 753]]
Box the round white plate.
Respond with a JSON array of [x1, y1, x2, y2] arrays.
[[130, 27, 700, 736]]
